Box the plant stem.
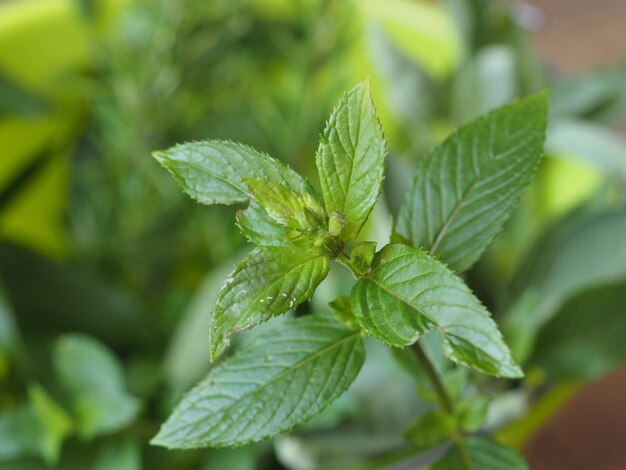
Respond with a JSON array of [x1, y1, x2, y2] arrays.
[[411, 341, 473, 470], [336, 253, 472, 468]]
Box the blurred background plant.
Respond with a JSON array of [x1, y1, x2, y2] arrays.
[[1, 0, 625, 468]]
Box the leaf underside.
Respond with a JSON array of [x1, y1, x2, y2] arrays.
[[351, 244, 521, 378], [152, 315, 365, 448]]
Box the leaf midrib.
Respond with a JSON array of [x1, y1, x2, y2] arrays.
[[363, 273, 445, 337], [363, 273, 496, 339], [423, 121, 538, 258], [175, 330, 361, 440], [210, 253, 329, 354], [170, 159, 254, 201]]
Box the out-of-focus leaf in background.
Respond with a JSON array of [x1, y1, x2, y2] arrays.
[[531, 282, 626, 381], [53, 334, 140, 438]]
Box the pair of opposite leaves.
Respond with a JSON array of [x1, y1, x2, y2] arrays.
[[152, 81, 547, 448]]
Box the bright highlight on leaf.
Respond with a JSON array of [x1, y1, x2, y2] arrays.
[[153, 140, 313, 206], [352, 244, 522, 378], [209, 247, 330, 361], [236, 201, 292, 247], [316, 80, 387, 240], [397, 92, 548, 273], [153, 315, 365, 448], [244, 177, 326, 233]]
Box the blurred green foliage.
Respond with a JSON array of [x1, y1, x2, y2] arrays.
[[1, 0, 626, 468]]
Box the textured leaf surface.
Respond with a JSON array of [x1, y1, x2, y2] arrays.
[[236, 201, 292, 247], [352, 244, 521, 378], [244, 178, 326, 232], [209, 247, 330, 360], [53, 334, 140, 438], [433, 437, 528, 470], [152, 316, 365, 448], [315, 81, 386, 240], [398, 93, 548, 272], [154, 140, 313, 205]]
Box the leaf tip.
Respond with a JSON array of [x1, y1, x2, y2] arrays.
[[208, 335, 227, 363], [501, 362, 525, 379], [151, 150, 168, 165], [149, 431, 169, 448]]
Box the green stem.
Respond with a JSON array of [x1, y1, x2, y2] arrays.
[[335, 253, 472, 468], [411, 341, 473, 470]]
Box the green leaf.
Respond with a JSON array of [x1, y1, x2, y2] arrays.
[[0, 242, 152, 349], [531, 282, 626, 381], [0, 386, 72, 464], [513, 209, 626, 326], [550, 61, 626, 120], [397, 93, 548, 273], [547, 119, 626, 180], [54, 334, 140, 438], [351, 244, 521, 378], [349, 241, 377, 275], [456, 395, 490, 432], [154, 140, 313, 206], [0, 71, 50, 118], [0, 149, 53, 214], [404, 409, 455, 448], [501, 290, 539, 364], [209, 247, 330, 360], [0, 406, 42, 460], [433, 437, 528, 470], [164, 256, 243, 393], [28, 385, 73, 464], [204, 447, 258, 470], [152, 315, 365, 448], [93, 439, 141, 470], [315, 81, 387, 240], [243, 178, 326, 232], [450, 45, 518, 124], [418, 367, 469, 404], [329, 296, 359, 329], [236, 201, 292, 247], [0, 284, 18, 359]]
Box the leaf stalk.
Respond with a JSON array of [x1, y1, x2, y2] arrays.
[[410, 341, 473, 470]]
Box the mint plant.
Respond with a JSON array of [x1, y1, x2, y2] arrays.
[[151, 81, 547, 468]]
